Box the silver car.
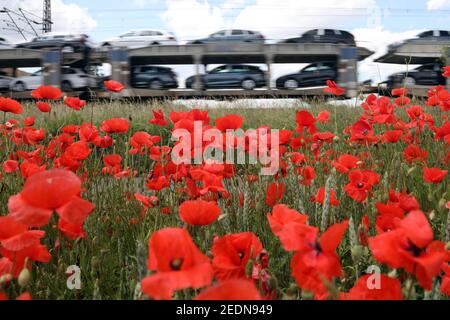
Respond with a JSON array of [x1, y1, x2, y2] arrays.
[[0, 73, 13, 91], [10, 67, 97, 92], [188, 29, 265, 44]]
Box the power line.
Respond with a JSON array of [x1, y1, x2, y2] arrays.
[[0, 7, 27, 40]]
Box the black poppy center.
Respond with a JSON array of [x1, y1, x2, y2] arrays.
[[170, 258, 184, 271], [405, 240, 423, 257]]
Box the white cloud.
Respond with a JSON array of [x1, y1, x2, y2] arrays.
[[352, 27, 424, 83], [0, 0, 97, 43], [232, 0, 377, 41], [427, 0, 450, 10], [133, 0, 161, 8], [161, 0, 227, 42]]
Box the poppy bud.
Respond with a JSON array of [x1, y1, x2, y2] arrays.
[[18, 268, 31, 288], [0, 274, 12, 285], [245, 259, 254, 278], [388, 269, 398, 278], [429, 210, 435, 221], [445, 242, 450, 251], [407, 167, 416, 175], [351, 245, 363, 261], [91, 256, 100, 270], [333, 136, 340, 142], [438, 198, 446, 208]]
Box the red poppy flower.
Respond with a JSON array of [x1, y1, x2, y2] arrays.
[[0, 257, 13, 277], [383, 130, 403, 143], [443, 66, 450, 77], [31, 85, 61, 100], [19, 161, 46, 179], [149, 109, 168, 126], [147, 175, 170, 191], [104, 80, 125, 92], [7, 169, 95, 228], [23, 116, 35, 127], [299, 166, 316, 186], [423, 167, 447, 184], [2, 160, 19, 173], [64, 97, 87, 111], [392, 88, 407, 97], [342, 274, 403, 300], [333, 154, 359, 173], [267, 204, 308, 243], [92, 135, 114, 148], [179, 200, 221, 226], [78, 123, 99, 142], [64, 141, 91, 161], [375, 202, 405, 233], [134, 193, 159, 210], [212, 232, 263, 280], [129, 131, 159, 154], [141, 227, 213, 300], [296, 110, 317, 134], [369, 210, 447, 290], [349, 120, 376, 144], [323, 80, 345, 96], [287, 220, 348, 299], [215, 114, 244, 132], [265, 182, 285, 207], [36, 101, 51, 113], [441, 264, 450, 296], [312, 187, 339, 207], [0, 97, 22, 114], [195, 279, 262, 300], [58, 218, 85, 240], [0, 216, 51, 277], [100, 118, 130, 134], [344, 170, 380, 202], [316, 111, 330, 123], [102, 154, 122, 175], [403, 145, 428, 163], [395, 96, 411, 106]]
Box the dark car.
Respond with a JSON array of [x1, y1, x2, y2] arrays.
[[131, 66, 178, 89], [388, 30, 450, 52], [281, 29, 356, 46], [276, 61, 337, 89], [16, 33, 93, 53], [186, 64, 266, 90], [188, 30, 265, 44], [387, 63, 446, 87]]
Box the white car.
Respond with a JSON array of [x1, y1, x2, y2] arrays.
[[0, 37, 13, 49], [9, 67, 97, 92], [0, 73, 13, 90], [101, 29, 177, 49]]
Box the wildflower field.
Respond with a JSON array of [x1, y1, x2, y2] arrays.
[[0, 76, 449, 301]]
